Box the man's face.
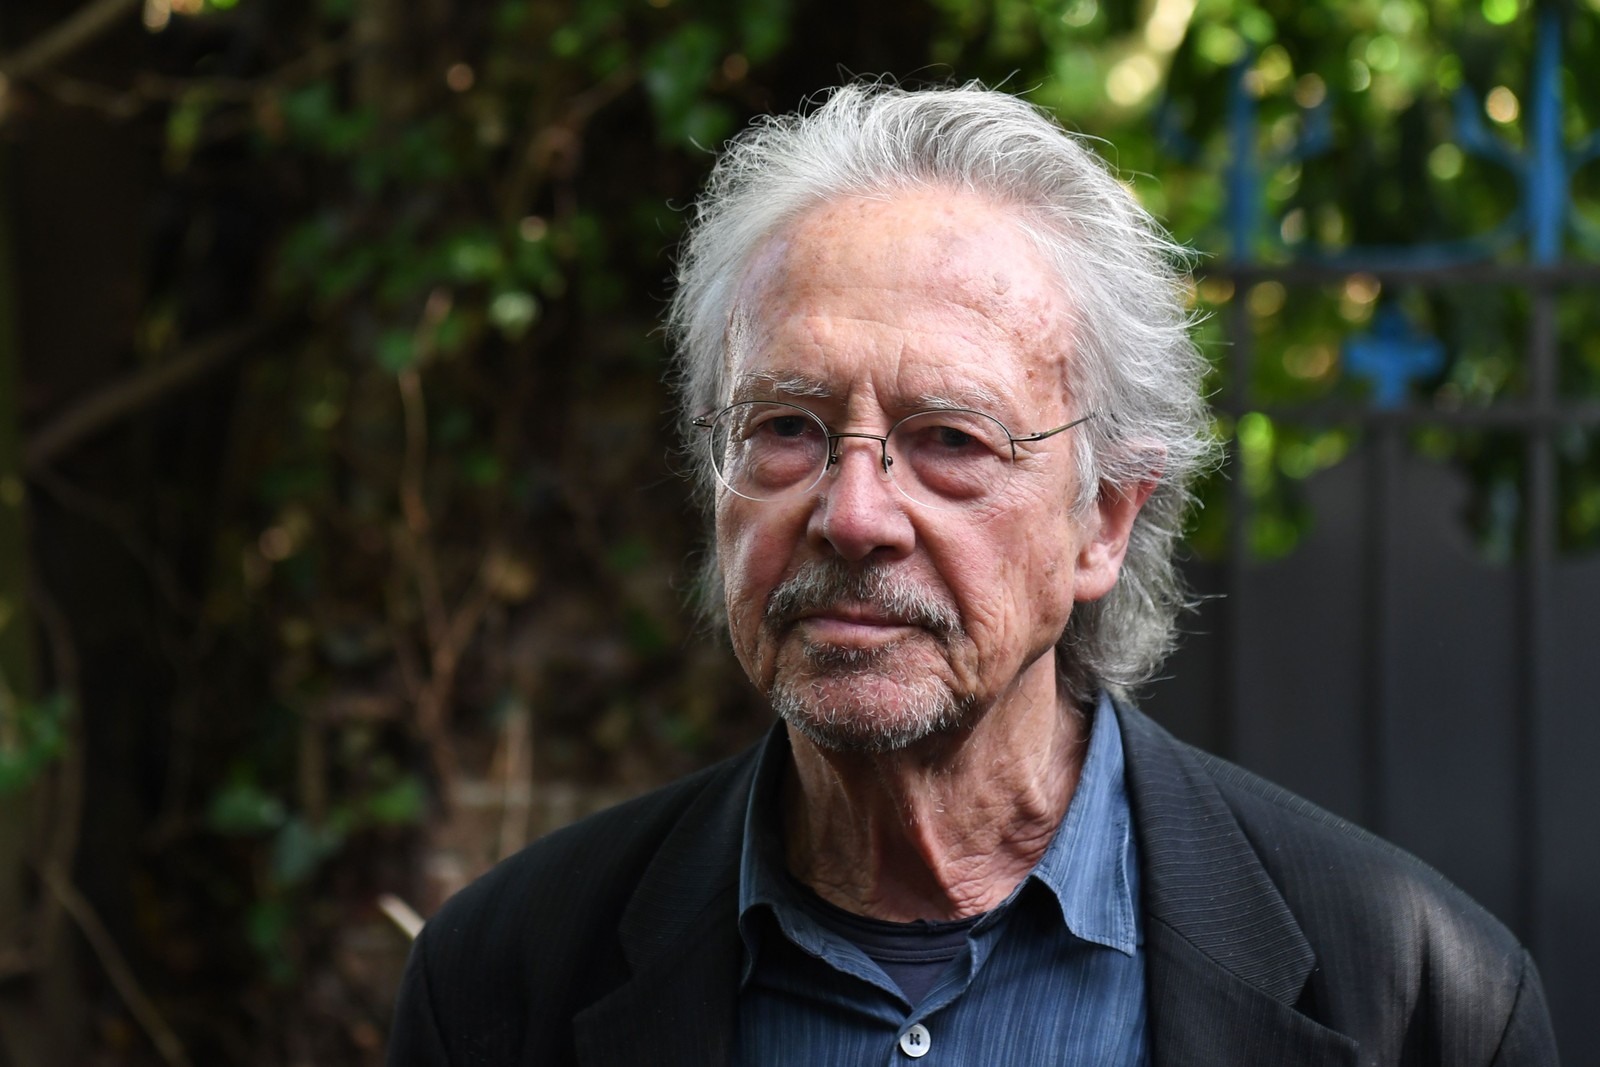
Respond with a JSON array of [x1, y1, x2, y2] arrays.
[[714, 189, 1138, 752]]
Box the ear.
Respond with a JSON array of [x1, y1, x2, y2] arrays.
[[1073, 479, 1156, 602]]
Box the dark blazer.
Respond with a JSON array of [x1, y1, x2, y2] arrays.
[[388, 702, 1559, 1066]]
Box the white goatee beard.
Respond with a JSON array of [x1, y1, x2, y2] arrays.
[[761, 562, 971, 753]]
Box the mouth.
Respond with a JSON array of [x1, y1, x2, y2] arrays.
[[791, 604, 922, 647], [796, 602, 901, 626]]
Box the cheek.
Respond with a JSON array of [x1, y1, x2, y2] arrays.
[[715, 504, 797, 658], [946, 519, 1078, 655]]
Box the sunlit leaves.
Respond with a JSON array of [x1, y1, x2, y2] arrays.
[[489, 290, 539, 339], [0, 693, 71, 795], [444, 231, 505, 285], [1481, 0, 1520, 25], [112, 0, 1600, 1031]]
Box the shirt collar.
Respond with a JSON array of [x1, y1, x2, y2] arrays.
[[1023, 690, 1140, 956], [736, 722, 811, 968], [737, 692, 1140, 960]]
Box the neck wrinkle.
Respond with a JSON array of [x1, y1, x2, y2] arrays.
[[781, 689, 1088, 922]]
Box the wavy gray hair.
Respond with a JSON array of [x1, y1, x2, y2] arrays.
[[666, 82, 1218, 704]]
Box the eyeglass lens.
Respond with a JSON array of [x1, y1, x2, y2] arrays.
[[706, 401, 1018, 509]]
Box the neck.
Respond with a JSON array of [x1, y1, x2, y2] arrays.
[[781, 668, 1089, 922]]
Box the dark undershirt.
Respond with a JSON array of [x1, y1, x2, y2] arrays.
[[792, 877, 985, 1007]]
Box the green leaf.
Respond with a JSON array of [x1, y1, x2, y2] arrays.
[[277, 218, 336, 281], [462, 449, 504, 486], [207, 776, 287, 834], [0, 693, 70, 795], [550, 24, 586, 58], [281, 83, 338, 145], [433, 307, 472, 355], [245, 897, 299, 984], [166, 95, 208, 164], [739, 0, 792, 63], [494, 0, 530, 33], [315, 245, 379, 304], [512, 236, 564, 294], [489, 290, 539, 339], [605, 537, 651, 573], [365, 775, 426, 825], [623, 606, 670, 655], [436, 407, 474, 445], [376, 330, 416, 372], [446, 231, 506, 284], [680, 100, 735, 150], [271, 816, 345, 885], [642, 23, 726, 147]]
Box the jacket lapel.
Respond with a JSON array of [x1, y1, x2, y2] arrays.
[[1116, 703, 1359, 1067], [569, 748, 756, 1067], [572, 706, 1365, 1066]]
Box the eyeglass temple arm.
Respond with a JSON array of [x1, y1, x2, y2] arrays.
[[1010, 411, 1099, 445]]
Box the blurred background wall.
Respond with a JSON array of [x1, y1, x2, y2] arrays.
[[0, 0, 1596, 1063]]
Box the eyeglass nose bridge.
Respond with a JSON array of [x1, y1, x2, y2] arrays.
[[824, 430, 895, 479]]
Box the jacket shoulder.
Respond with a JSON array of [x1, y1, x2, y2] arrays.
[[1194, 744, 1522, 951], [1129, 706, 1557, 1063], [389, 744, 759, 1066], [423, 744, 753, 959]]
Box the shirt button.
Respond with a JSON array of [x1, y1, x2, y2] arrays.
[[899, 1023, 932, 1058]]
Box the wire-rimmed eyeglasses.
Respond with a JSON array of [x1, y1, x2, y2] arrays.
[[692, 401, 1097, 511]]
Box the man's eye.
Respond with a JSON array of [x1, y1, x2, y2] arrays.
[[765, 415, 813, 438], [931, 426, 977, 449], [909, 422, 988, 453]]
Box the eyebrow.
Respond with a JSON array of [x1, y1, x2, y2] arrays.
[[729, 373, 1019, 421], [913, 385, 1008, 413], [729, 372, 833, 401]]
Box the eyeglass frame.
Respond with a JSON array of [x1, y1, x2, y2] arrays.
[[691, 400, 1100, 507]]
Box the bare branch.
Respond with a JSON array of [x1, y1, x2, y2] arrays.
[[26, 576, 84, 968], [21, 35, 354, 126], [24, 320, 275, 472], [38, 863, 191, 1067], [498, 66, 636, 224], [28, 467, 198, 616], [0, 0, 142, 85], [376, 893, 423, 940]]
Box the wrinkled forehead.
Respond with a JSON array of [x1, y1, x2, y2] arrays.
[[720, 189, 1078, 418]]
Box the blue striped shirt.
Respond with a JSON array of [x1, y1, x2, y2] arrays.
[[735, 693, 1148, 1065]]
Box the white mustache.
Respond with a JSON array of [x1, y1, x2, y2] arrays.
[[763, 561, 962, 636]]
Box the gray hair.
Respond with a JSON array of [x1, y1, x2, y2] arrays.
[[666, 81, 1219, 704]]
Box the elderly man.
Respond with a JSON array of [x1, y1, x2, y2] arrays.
[[388, 84, 1557, 1065]]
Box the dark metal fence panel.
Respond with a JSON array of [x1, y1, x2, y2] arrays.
[[1140, 6, 1600, 1054]]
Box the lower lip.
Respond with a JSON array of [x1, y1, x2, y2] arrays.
[[795, 617, 920, 646]]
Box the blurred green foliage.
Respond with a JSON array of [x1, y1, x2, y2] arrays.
[[4, 0, 1599, 1061], [0, 692, 70, 796]]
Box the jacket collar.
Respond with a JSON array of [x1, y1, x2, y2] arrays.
[[574, 704, 1362, 1066], [570, 746, 756, 1066]]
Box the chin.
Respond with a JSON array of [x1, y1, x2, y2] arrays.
[[768, 660, 974, 754]]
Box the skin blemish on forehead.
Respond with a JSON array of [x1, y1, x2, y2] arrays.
[[723, 188, 1083, 427]]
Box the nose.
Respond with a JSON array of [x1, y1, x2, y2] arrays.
[[808, 437, 915, 562]]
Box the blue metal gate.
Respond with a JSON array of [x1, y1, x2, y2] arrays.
[[1142, 7, 1600, 1054]]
